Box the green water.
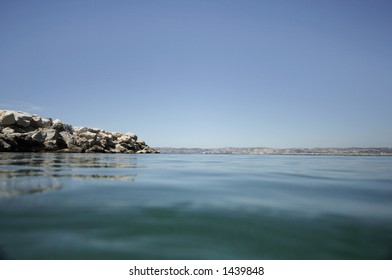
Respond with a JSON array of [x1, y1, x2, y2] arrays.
[[0, 153, 391, 259]]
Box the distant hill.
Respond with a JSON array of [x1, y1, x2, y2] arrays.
[[155, 147, 392, 156]]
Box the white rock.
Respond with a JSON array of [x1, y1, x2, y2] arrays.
[[53, 119, 62, 125], [41, 118, 52, 128], [0, 110, 17, 125], [30, 131, 46, 143], [125, 132, 138, 140], [79, 131, 97, 140], [15, 112, 32, 127], [112, 132, 122, 138], [30, 115, 43, 128], [0, 110, 31, 127], [1, 127, 15, 134], [45, 129, 58, 141], [118, 135, 132, 143], [73, 127, 88, 134], [115, 144, 127, 153], [87, 139, 97, 146], [98, 131, 113, 141], [88, 128, 101, 133], [59, 131, 76, 146]]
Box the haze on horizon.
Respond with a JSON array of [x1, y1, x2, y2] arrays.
[[1, 0, 391, 149]]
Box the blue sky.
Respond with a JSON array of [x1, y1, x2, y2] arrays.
[[1, 0, 391, 148]]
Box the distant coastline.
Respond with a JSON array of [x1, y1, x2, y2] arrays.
[[155, 147, 392, 156]]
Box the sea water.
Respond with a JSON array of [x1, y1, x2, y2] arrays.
[[0, 153, 391, 259]]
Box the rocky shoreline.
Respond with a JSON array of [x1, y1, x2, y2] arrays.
[[0, 110, 158, 154]]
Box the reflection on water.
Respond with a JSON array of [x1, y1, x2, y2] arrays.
[[0, 153, 137, 197], [0, 152, 139, 169], [0, 153, 392, 259], [0, 177, 63, 197]]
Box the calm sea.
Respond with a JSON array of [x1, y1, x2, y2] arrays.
[[0, 153, 391, 259]]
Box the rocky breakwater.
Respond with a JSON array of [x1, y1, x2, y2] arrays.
[[0, 110, 158, 154]]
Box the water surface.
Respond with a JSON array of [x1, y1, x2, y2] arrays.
[[1, 153, 391, 259]]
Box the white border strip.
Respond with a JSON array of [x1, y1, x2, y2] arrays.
[[1, 260, 391, 280]]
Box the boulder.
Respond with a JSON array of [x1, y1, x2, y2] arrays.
[[79, 131, 97, 140], [51, 119, 72, 132], [73, 127, 88, 134], [0, 110, 17, 126], [0, 110, 32, 128], [30, 115, 43, 128], [45, 129, 58, 141], [98, 131, 113, 141], [0, 138, 11, 151], [15, 113, 32, 127], [120, 142, 136, 151], [59, 131, 76, 146], [1, 127, 15, 134], [87, 128, 101, 133], [8, 125, 26, 133], [30, 131, 46, 143], [87, 138, 100, 148], [86, 145, 107, 153], [125, 132, 137, 140], [118, 134, 133, 143], [114, 144, 127, 153], [100, 138, 115, 149], [0, 133, 18, 150], [41, 118, 52, 128], [9, 132, 34, 151], [43, 129, 59, 150], [111, 132, 122, 138]]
